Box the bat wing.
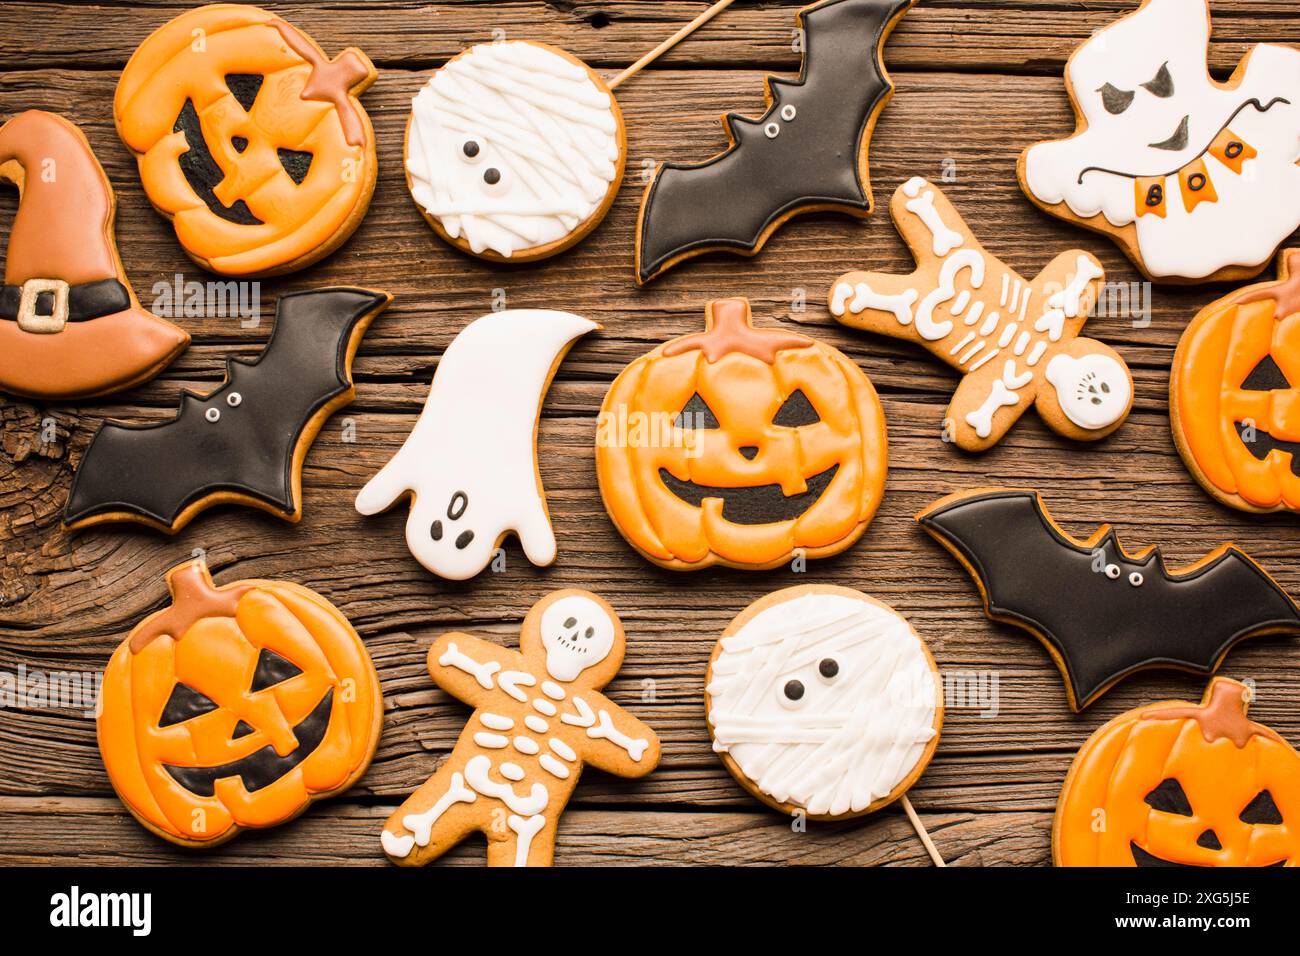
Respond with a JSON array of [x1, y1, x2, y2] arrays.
[[636, 0, 913, 284], [64, 288, 390, 532]]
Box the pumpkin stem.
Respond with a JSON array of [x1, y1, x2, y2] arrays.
[[662, 298, 812, 364], [1238, 249, 1300, 320], [128, 559, 252, 653], [1145, 677, 1283, 748]]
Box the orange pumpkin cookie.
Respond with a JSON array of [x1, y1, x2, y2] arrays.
[[1055, 677, 1300, 867], [98, 558, 382, 848], [596, 298, 887, 571], [115, 4, 378, 277], [1171, 249, 1300, 513]]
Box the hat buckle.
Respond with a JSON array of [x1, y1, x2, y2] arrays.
[[17, 278, 70, 334]]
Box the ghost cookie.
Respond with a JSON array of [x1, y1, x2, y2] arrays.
[[356, 310, 599, 581], [1019, 0, 1300, 284], [706, 586, 941, 819], [405, 40, 626, 262], [830, 178, 1133, 452], [381, 589, 660, 867]]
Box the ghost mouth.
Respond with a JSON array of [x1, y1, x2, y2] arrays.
[[1235, 421, 1300, 476], [658, 465, 838, 525], [1149, 115, 1190, 151], [1131, 841, 1286, 868], [164, 690, 333, 797]]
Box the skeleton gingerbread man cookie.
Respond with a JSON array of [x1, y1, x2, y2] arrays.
[[830, 178, 1134, 452], [381, 590, 660, 867]]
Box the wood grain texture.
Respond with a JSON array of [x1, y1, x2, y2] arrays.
[[1, 0, 1299, 867]]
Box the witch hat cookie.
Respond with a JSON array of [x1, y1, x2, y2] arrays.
[[0, 111, 189, 400]]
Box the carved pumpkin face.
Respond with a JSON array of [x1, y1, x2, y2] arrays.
[[114, 5, 377, 276], [596, 298, 887, 570], [98, 560, 382, 847], [1055, 678, 1300, 867], [1172, 250, 1300, 512]]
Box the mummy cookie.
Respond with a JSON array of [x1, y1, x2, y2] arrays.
[[98, 558, 382, 847], [596, 298, 887, 571], [830, 178, 1133, 452], [0, 110, 189, 400], [705, 586, 942, 819], [1019, 0, 1300, 284], [1171, 250, 1300, 513], [406, 40, 625, 262], [1056, 678, 1300, 867], [356, 310, 598, 581], [115, 4, 378, 277], [919, 489, 1300, 711], [381, 589, 660, 867], [636, 0, 915, 284]]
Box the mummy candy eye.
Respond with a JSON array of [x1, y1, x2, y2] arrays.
[[482, 167, 503, 187], [461, 139, 482, 161], [1099, 83, 1135, 115], [1141, 62, 1174, 98], [780, 679, 806, 709], [818, 658, 840, 683]]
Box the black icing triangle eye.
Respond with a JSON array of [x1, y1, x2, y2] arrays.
[[674, 392, 720, 429], [231, 720, 256, 740], [1239, 789, 1283, 825], [250, 648, 304, 692], [277, 148, 314, 186], [1141, 62, 1175, 98], [1099, 83, 1135, 115], [231, 136, 249, 154], [159, 682, 220, 727], [773, 389, 821, 428], [1144, 778, 1194, 816], [225, 73, 264, 113], [1241, 354, 1291, 392]]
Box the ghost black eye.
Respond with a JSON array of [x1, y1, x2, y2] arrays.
[[783, 679, 805, 701], [1141, 62, 1175, 98], [1099, 83, 1135, 115]]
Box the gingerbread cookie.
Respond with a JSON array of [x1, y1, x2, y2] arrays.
[[830, 178, 1133, 452], [0, 110, 189, 400], [1019, 0, 1300, 284], [1055, 678, 1300, 867], [405, 40, 626, 262], [705, 585, 942, 819], [635, 0, 915, 284], [381, 589, 660, 867], [64, 288, 390, 533], [1171, 250, 1300, 513], [98, 558, 382, 848], [115, 4, 378, 277], [596, 298, 887, 571], [918, 489, 1300, 711]]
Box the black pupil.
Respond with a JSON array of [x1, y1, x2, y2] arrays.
[[484, 168, 501, 185], [819, 658, 839, 679], [783, 679, 805, 701], [463, 140, 480, 158]]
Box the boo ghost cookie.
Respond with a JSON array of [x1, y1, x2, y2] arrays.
[[830, 178, 1133, 452], [1019, 0, 1300, 284], [115, 4, 378, 277], [381, 589, 660, 867]]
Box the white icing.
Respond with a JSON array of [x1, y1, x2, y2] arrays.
[[439, 642, 500, 688], [902, 176, 927, 198], [951, 290, 971, 315], [1035, 309, 1066, 342], [905, 189, 964, 256], [507, 813, 546, 866], [561, 696, 597, 728], [549, 738, 577, 762], [1046, 352, 1131, 430], [541, 681, 566, 700], [513, 736, 541, 755], [1049, 255, 1104, 319], [829, 281, 917, 325], [965, 378, 1020, 438], [393, 771, 477, 853], [539, 754, 570, 779], [1027, 341, 1049, 366], [541, 594, 614, 682], [950, 331, 975, 355], [914, 249, 985, 341], [499, 671, 537, 702], [464, 755, 548, 816], [474, 732, 509, 749], [997, 323, 1018, 348], [1002, 360, 1034, 390], [524, 715, 549, 733], [500, 762, 526, 781], [962, 301, 985, 327], [480, 713, 514, 731], [381, 830, 416, 858], [532, 698, 558, 717], [968, 349, 999, 373], [587, 708, 649, 762]]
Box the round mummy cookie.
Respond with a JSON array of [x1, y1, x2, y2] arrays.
[[705, 586, 942, 819], [405, 40, 626, 262]]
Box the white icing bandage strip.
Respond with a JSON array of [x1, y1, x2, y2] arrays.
[[391, 771, 477, 854], [465, 755, 548, 816], [507, 813, 546, 867], [439, 643, 501, 689]]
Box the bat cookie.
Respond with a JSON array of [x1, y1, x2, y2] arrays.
[[0, 110, 189, 400], [635, 0, 915, 285], [1055, 677, 1300, 867], [830, 178, 1133, 452], [356, 310, 598, 581], [1019, 0, 1300, 284], [381, 589, 660, 867], [64, 288, 391, 533], [918, 488, 1300, 711], [115, 4, 378, 277]]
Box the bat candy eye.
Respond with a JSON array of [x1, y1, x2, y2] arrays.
[[205, 407, 221, 423], [1046, 352, 1132, 432], [1129, 571, 1144, 587], [764, 122, 780, 139], [780, 104, 797, 122], [1105, 564, 1121, 580]]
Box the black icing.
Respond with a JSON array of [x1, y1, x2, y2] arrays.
[[225, 73, 264, 113], [1141, 62, 1175, 99], [1145, 183, 1164, 208], [1130, 841, 1287, 868], [1196, 829, 1223, 851], [1240, 790, 1283, 826], [1150, 115, 1190, 152], [160, 682, 221, 728], [1145, 778, 1193, 816], [231, 720, 256, 740], [462, 140, 480, 159], [1099, 83, 1135, 116], [455, 530, 475, 550], [658, 464, 839, 525], [231, 136, 249, 153], [448, 491, 469, 521], [1235, 421, 1300, 477], [277, 148, 314, 186], [674, 393, 721, 430], [1241, 354, 1290, 392], [250, 648, 304, 692], [772, 389, 821, 428], [0, 278, 131, 324], [173, 99, 264, 226], [483, 167, 501, 186]]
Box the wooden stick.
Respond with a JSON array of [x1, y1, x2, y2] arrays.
[[607, 0, 739, 90], [901, 795, 946, 867]]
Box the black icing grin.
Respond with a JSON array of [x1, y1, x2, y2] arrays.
[[658, 464, 839, 525], [1130, 841, 1285, 868], [1235, 421, 1300, 476]]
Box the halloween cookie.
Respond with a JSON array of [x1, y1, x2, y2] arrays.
[[636, 0, 915, 284], [918, 488, 1300, 711], [98, 558, 382, 848], [705, 585, 941, 819], [406, 40, 625, 262], [0, 110, 189, 400], [1172, 250, 1300, 513], [115, 4, 378, 277], [830, 178, 1133, 452], [1019, 0, 1300, 284], [1056, 677, 1300, 867], [381, 589, 660, 867], [356, 310, 599, 581], [64, 288, 390, 533], [596, 298, 887, 571]]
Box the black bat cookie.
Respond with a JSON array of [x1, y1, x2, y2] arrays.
[[918, 488, 1300, 711], [64, 288, 391, 534], [635, 0, 914, 285]]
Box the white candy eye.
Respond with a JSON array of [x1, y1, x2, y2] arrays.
[[460, 139, 483, 163], [781, 104, 797, 122], [205, 407, 220, 423], [226, 392, 242, 407], [778, 678, 807, 710], [764, 122, 780, 139], [1105, 564, 1121, 580], [1129, 572, 1144, 587]]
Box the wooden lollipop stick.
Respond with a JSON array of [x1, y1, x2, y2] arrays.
[[901, 795, 947, 867], [608, 0, 739, 90]]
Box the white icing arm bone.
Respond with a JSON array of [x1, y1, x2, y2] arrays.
[[589, 708, 650, 762], [437, 642, 502, 689]]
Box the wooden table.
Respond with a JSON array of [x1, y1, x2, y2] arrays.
[[1, 0, 1297, 866]]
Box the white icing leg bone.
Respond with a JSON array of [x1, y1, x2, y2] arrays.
[[507, 813, 547, 867], [438, 642, 501, 689], [965, 379, 1020, 439], [388, 771, 478, 856], [830, 281, 918, 326], [905, 188, 964, 257]]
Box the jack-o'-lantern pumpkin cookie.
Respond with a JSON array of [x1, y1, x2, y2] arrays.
[[1172, 250, 1300, 513], [1056, 677, 1300, 867], [115, 4, 378, 277], [596, 298, 888, 571], [98, 558, 382, 848]]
